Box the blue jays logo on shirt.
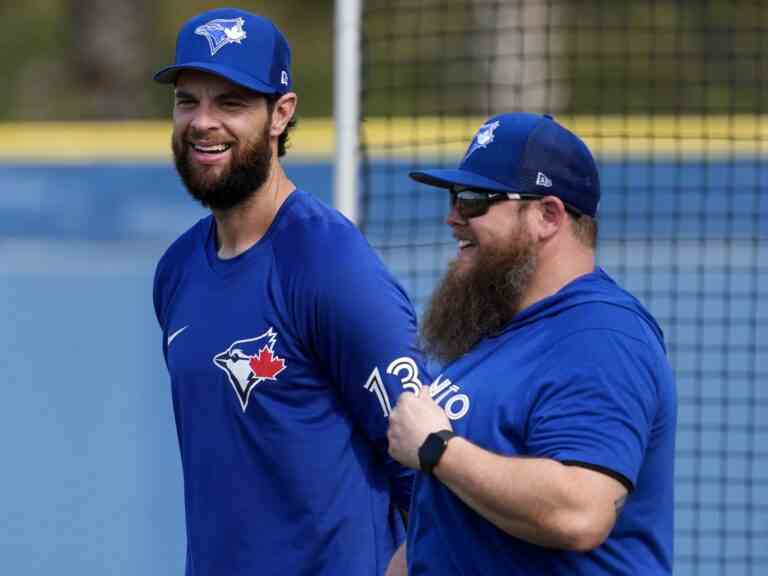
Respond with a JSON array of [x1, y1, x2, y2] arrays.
[[195, 17, 247, 56], [463, 120, 501, 160], [213, 328, 287, 411]]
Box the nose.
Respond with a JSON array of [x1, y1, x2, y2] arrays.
[[446, 203, 466, 227], [188, 102, 221, 135]]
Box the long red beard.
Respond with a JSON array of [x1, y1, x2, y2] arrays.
[[421, 234, 537, 364]]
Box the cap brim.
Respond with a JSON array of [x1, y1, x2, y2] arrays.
[[409, 169, 517, 193], [153, 62, 284, 95]]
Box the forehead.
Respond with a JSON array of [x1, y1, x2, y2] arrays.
[[174, 70, 260, 98]]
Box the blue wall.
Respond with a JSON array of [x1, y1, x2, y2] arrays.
[[1, 159, 765, 574], [0, 161, 332, 575]]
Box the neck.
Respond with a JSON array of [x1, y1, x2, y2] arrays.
[[518, 239, 595, 311], [213, 161, 295, 259]]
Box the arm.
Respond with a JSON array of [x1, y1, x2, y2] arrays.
[[280, 219, 431, 508], [433, 436, 626, 550], [387, 387, 627, 551]]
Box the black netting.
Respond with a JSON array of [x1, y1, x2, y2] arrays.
[[360, 1, 767, 573]]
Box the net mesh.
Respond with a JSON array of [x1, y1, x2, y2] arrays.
[[359, 1, 767, 573]]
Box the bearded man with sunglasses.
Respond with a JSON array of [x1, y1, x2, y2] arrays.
[[386, 113, 677, 575]]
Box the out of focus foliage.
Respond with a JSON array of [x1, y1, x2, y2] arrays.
[[1, 0, 766, 120], [362, 0, 768, 117], [568, 0, 768, 114], [0, 0, 333, 120]]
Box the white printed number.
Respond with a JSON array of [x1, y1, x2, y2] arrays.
[[364, 357, 470, 421], [364, 367, 392, 417], [386, 356, 422, 394], [364, 356, 422, 417]]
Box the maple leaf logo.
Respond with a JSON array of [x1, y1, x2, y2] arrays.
[[212, 328, 289, 411], [249, 346, 286, 380]]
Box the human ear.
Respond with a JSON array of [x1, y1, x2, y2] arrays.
[[270, 92, 297, 137], [536, 196, 566, 239]]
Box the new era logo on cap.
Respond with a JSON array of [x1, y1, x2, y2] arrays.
[[536, 172, 553, 187]]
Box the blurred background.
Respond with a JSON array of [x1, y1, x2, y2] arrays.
[[1, 0, 765, 574]]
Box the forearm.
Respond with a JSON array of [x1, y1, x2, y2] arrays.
[[433, 437, 620, 550]]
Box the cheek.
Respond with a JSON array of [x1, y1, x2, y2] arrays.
[[171, 115, 188, 141], [170, 126, 187, 156]]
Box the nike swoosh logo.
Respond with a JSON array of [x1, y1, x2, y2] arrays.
[[167, 325, 189, 347]]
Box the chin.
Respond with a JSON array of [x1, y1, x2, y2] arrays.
[[451, 255, 475, 277]]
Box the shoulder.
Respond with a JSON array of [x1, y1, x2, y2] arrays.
[[268, 190, 413, 319], [270, 190, 384, 274], [559, 301, 649, 340], [549, 269, 666, 351], [153, 216, 210, 326], [155, 215, 211, 279]]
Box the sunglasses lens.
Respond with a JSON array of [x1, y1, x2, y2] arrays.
[[450, 190, 493, 219], [458, 198, 490, 218]]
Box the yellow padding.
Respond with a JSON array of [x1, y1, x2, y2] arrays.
[[2, 116, 766, 162]]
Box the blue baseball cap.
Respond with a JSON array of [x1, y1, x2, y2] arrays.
[[410, 113, 600, 217], [154, 8, 292, 95]]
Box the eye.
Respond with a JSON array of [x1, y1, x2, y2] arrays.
[[220, 99, 245, 109], [174, 97, 196, 108]]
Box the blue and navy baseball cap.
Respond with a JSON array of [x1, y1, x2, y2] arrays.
[[154, 8, 292, 95], [410, 113, 600, 217]]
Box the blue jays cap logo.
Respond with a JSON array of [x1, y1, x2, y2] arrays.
[[213, 328, 287, 411], [195, 17, 247, 56], [464, 120, 501, 160]]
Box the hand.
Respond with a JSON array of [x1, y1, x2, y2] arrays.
[[387, 386, 452, 469]]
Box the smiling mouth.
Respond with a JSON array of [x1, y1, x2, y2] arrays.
[[191, 143, 232, 154], [458, 239, 476, 250]]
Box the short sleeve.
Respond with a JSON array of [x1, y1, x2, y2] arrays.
[[525, 330, 661, 488]]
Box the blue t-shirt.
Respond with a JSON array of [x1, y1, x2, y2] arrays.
[[408, 268, 677, 575], [153, 190, 430, 576]]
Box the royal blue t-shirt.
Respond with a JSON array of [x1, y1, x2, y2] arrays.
[[408, 268, 677, 575], [153, 190, 430, 576]]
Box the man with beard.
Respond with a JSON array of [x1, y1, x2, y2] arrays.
[[386, 113, 677, 575], [152, 8, 429, 576]]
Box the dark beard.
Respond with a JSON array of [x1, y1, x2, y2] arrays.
[[172, 124, 272, 211], [421, 235, 537, 364]]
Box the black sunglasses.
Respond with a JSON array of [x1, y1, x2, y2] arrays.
[[449, 188, 582, 220]]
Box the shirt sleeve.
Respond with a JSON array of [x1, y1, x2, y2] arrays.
[[153, 255, 169, 363], [524, 329, 662, 489], [276, 217, 430, 509]]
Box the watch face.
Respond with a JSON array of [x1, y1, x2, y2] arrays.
[[418, 430, 454, 474]]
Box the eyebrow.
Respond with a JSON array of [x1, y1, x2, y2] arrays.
[[215, 90, 251, 101], [174, 89, 253, 102]]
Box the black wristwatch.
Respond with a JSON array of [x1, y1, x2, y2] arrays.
[[418, 430, 456, 474]]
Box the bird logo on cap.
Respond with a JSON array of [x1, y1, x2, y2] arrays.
[[195, 17, 248, 56], [464, 120, 500, 160]]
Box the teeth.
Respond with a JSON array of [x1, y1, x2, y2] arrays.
[[458, 240, 474, 249], [193, 143, 230, 153]]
